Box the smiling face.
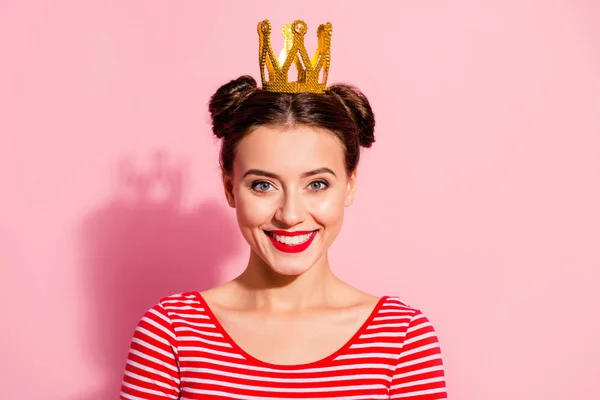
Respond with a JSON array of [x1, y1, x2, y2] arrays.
[[223, 124, 357, 276]]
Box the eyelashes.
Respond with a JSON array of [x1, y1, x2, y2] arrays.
[[249, 179, 330, 193], [307, 180, 328, 191], [250, 180, 274, 192]]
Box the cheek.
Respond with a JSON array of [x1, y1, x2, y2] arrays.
[[308, 191, 346, 225], [235, 191, 275, 228]]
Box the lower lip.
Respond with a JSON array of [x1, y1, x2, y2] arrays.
[[266, 231, 317, 253]]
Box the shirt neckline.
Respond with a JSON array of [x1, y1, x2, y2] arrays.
[[192, 291, 388, 370]]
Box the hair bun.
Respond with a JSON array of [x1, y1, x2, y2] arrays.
[[209, 75, 258, 139], [328, 84, 376, 148]]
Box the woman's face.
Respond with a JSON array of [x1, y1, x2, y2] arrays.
[[224, 124, 357, 276]]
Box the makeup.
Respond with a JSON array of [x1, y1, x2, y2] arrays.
[[264, 230, 317, 253]]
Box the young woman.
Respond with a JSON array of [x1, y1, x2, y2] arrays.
[[120, 20, 446, 400]]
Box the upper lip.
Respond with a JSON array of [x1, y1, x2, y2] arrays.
[[266, 230, 317, 237]]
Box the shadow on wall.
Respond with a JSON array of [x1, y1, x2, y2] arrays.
[[74, 151, 241, 400]]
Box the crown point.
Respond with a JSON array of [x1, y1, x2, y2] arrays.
[[318, 22, 333, 37], [293, 20, 307, 35], [259, 20, 271, 34]]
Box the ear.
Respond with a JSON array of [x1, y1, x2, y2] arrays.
[[222, 170, 236, 208], [344, 169, 358, 207]]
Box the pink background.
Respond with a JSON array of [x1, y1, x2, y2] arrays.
[[1, 1, 599, 399]]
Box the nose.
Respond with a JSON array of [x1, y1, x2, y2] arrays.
[[275, 191, 305, 227]]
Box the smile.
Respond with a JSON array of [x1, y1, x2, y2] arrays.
[[264, 230, 318, 253]]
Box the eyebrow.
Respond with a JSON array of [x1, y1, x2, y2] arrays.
[[242, 167, 336, 179]]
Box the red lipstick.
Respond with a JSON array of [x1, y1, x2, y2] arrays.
[[268, 230, 315, 236], [264, 230, 317, 253]]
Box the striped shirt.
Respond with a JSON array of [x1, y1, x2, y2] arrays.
[[120, 291, 447, 399]]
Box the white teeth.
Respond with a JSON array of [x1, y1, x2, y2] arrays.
[[271, 232, 315, 245]]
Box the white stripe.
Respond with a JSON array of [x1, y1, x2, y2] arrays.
[[131, 335, 175, 360], [335, 352, 399, 360], [395, 353, 443, 370], [393, 365, 444, 380], [177, 335, 232, 348], [404, 331, 437, 346], [367, 322, 409, 330], [382, 300, 411, 307], [136, 326, 171, 348], [162, 298, 197, 305], [165, 304, 199, 310], [179, 345, 246, 359], [167, 311, 207, 320], [390, 387, 446, 399], [373, 315, 412, 321], [398, 342, 440, 359], [407, 320, 431, 334], [181, 389, 389, 400], [148, 306, 172, 325], [123, 369, 180, 392], [120, 390, 144, 400], [179, 356, 394, 374], [174, 325, 223, 338], [125, 358, 181, 384], [170, 319, 215, 328], [360, 331, 407, 339], [391, 376, 445, 390], [121, 381, 179, 399], [185, 381, 386, 394], [142, 313, 177, 342], [128, 348, 179, 373], [350, 341, 404, 349], [182, 368, 388, 384], [378, 308, 415, 317]]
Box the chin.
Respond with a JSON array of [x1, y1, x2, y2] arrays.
[[263, 242, 327, 278], [266, 260, 315, 277]]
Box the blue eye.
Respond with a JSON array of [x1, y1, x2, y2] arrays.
[[251, 181, 274, 192], [308, 180, 329, 191]]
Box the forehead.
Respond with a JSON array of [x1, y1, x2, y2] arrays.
[[234, 125, 346, 173]]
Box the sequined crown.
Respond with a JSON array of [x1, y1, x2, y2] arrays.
[[258, 19, 332, 94]]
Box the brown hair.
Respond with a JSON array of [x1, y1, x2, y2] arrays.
[[208, 75, 375, 175]]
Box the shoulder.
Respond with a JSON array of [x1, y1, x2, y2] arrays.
[[157, 290, 200, 306], [379, 295, 420, 315], [146, 291, 204, 320], [129, 292, 202, 345], [378, 296, 440, 334], [374, 297, 444, 360]]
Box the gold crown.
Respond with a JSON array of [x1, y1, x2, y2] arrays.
[[258, 19, 332, 94]]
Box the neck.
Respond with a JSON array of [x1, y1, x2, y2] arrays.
[[234, 251, 340, 312]]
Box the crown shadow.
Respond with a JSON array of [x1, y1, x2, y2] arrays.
[[71, 150, 241, 400]]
